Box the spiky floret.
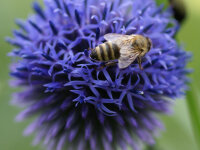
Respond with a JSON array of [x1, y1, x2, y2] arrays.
[[8, 0, 190, 150]]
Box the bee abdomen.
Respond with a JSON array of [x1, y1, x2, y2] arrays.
[[95, 42, 120, 61]]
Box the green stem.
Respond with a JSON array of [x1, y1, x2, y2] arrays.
[[186, 84, 200, 149]]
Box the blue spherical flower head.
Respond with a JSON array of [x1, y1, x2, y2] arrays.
[[8, 0, 191, 150]]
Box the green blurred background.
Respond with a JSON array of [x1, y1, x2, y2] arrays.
[[0, 0, 199, 150]]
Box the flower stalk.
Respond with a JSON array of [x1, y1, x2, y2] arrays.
[[186, 84, 200, 149]]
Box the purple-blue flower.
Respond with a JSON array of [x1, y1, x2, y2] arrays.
[[8, 0, 190, 150]]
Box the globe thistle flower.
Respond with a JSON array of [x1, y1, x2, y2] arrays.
[[8, 0, 191, 150]]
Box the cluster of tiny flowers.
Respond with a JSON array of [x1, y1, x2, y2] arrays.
[[8, 0, 191, 150]]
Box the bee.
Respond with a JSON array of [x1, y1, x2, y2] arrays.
[[169, 0, 187, 23], [90, 33, 152, 69]]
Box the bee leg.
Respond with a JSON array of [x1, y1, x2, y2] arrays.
[[137, 57, 143, 70], [95, 62, 106, 70], [105, 61, 117, 67], [96, 62, 117, 71]]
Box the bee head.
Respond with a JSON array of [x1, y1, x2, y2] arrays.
[[146, 37, 152, 52], [138, 37, 152, 57]]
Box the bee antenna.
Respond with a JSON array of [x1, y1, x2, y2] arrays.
[[88, 47, 95, 51]]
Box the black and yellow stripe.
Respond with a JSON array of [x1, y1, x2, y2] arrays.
[[111, 43, 120, 59], [94, 42, 120, 61]]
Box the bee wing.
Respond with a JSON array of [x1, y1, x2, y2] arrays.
[[118, 46, 140, 69], [104, 33, 135, 43]]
